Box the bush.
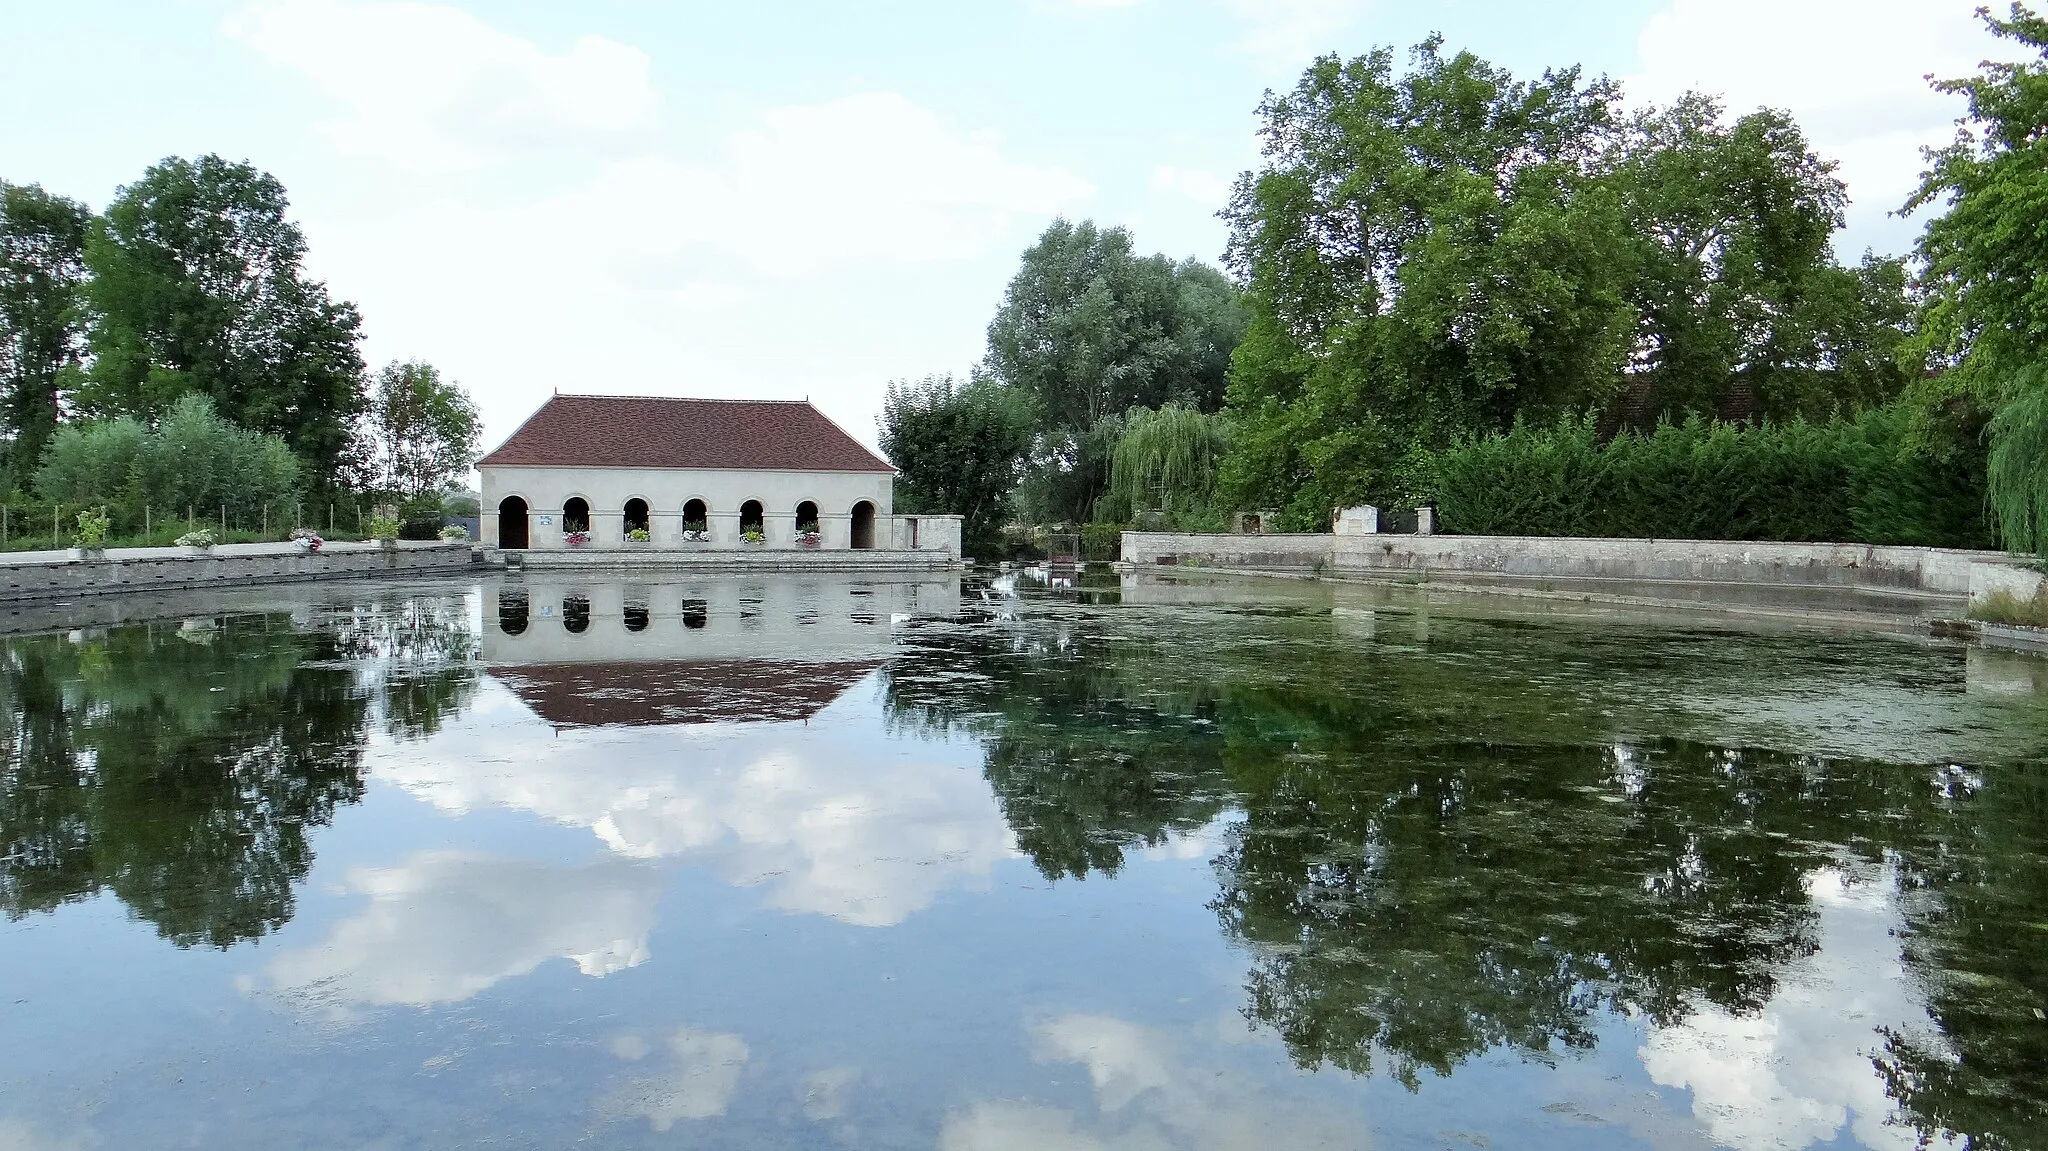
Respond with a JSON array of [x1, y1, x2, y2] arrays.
[[439, 524, 471, 542], [73, 507, 110, 548], [1427, 406, 1992, 548], [1081, 522, 1128, 561], [367, 515, 401, 541], [1970, 587, 2048, 627], [35, 394, 301, 523]]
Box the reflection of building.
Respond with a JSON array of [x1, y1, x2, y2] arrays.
[[483, 576, 962, 727], [479, 394, 959, 556]]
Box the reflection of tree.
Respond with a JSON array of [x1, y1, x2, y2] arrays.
[[886, 599, 2047, 1142], [320, 594, 480, 741], [883, 617, 1231, 880], [0, 607, 469, 949], [1878, 762, 2048, 1151]]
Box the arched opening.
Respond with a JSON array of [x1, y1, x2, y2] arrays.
[[623, 599, 649, 632], [794, 501, 819, 532], [497, 496, 529, 549], [740, 499, 765, 539], [681, 598, 708, 629], [681, 498, 709, 541], [563, 595, 590, 634], [623, 498, 650, 537], [498, 589, 529, 635], [562, 497, 591, 534], [851, 500, 876, 549]]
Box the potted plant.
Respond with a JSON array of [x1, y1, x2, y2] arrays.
[[565, 529, 591, 547], [69, 507, 111, 561], [625, 527, 651, 545], [175, 527, 217, 555], [795, 523, 822, 548], [438, 524, 470, 543], [740, 529, 766, 546], [680, 521, 710, 544], [290, 527, 325, 553], [368, 515, 402, 548]]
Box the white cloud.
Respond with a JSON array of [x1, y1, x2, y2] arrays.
[[376, 682, 1018, 927], [1627, 0, 1996, 254], [1220, 0, 1368, 69], [599, 1027, 751, 1131], [1151, 165, 1232, 207], [260, 851, 665, 1009], [227, 0, 656, 171], [1639, 865, 1964, 1151]]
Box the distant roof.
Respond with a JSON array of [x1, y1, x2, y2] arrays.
[[477, 394, 894, 473]]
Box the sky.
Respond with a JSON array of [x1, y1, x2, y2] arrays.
[[0, 0, 2006, 453]]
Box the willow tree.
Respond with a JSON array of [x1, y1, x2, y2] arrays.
[[1107, 404, 1227, 526], [1909, 5, 2048, 554]]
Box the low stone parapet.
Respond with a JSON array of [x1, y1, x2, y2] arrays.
[[0, 541, 477, 603], [495, 548, 961, 572]]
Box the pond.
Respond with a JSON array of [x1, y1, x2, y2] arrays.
[[1, 572, 2044, 1150]]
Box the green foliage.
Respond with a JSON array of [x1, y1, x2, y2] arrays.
[[1986, 378, 2048, 553], [439, 524, 472, 542], [1221, 39, 1917, 522], [174, 527, 216, 549], [72, 506, 108, 548], [366, 515, 400, 542], [880, 373, 1034, 554], [985, 219, 1247, 521], [1080, 522, 1127, 561], [1107, 404, 1227, 526], [349, 360, 481, 500], [1969, 586, 2048, 628], [80, 155, 365, 480], [0, 182, 92, 477], [35, 394, 300, 523], [1429, 405, 1992, 547], [1909, 7, 2048, 554], [739, 529, 766, 544], [624, 527, 649, 542]]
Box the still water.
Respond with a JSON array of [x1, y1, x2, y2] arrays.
[[1, 572, 2044, 1150]]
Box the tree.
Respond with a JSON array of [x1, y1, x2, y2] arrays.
[[879, 373, 1033, 555], [0, 181, 92, 479], [984, 219, 1246, 522], [1106, 403, 1228, 526], [1219, 39, 1921, 528], [1219, 40, 1637, 525], [1908, 4, 2048, 554], [35, 393, 301, 524], [80, 155, 365, 482], [350, 360, 482, 500]]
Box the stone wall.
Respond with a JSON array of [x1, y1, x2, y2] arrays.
[[0, 541, 476, 603], [496, 548, 960, 572], [1120, 530, 2035, 602]]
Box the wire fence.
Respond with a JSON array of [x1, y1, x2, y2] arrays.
[[0, 501, 379, 553]]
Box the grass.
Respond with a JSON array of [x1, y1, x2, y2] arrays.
[[1968, 587, 2048, 628]]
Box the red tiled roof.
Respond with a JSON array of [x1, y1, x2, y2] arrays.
[[490, 659, 883, 727], [477, 395, 895, 473]]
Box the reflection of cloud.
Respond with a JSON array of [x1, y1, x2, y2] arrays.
[[0, 1118, 91, 1151], [801, 1066, 860, 1122], [382, 692, 1017, 926], [599, 1028, 750, 1132], [262, 851, 664, 1008], [1640, 866, 1961, 1151], [941, 1014, 1368, 1151]]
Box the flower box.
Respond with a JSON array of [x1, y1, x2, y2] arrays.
[[565, 530, 591, 547]]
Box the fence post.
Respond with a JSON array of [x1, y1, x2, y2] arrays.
[[53, 505, 60, 549], [145, 506, 150, 539], [220, 504, 226, 538], [263, 504, 268, 539]]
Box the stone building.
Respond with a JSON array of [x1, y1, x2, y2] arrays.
[[479, 394, 955, 553]]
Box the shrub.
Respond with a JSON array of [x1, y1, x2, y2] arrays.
[[74, 507, 110, 548], [439, 524, 471, 542], [1427, 406, 1992, 548], [1969, 587, 2048, 628], [367, 515, 401, 541], [36, 395, 301, 523]]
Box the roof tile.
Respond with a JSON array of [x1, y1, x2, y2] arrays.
[[477, 395, 894, 473]]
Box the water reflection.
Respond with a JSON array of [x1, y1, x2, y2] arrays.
[[0, 574, 2043, 1149], [0, 597, 474, 947]]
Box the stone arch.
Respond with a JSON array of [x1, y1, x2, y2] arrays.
[[623, 497, 650, 536], [740, 499, 765, 537], [562, 496, 591, 534], [794, 500, 820, 534], [850, 500, 876, 549], [497, 496, 529, 549], [563, 594, 590, 634], [682, 498, 708, 529]]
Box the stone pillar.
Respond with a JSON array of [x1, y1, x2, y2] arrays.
[[1334, 506, 1379, 535], [1416, 506, 1435, 536]]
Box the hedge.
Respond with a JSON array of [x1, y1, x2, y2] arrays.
[[1428, 409, 1992, 548]]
